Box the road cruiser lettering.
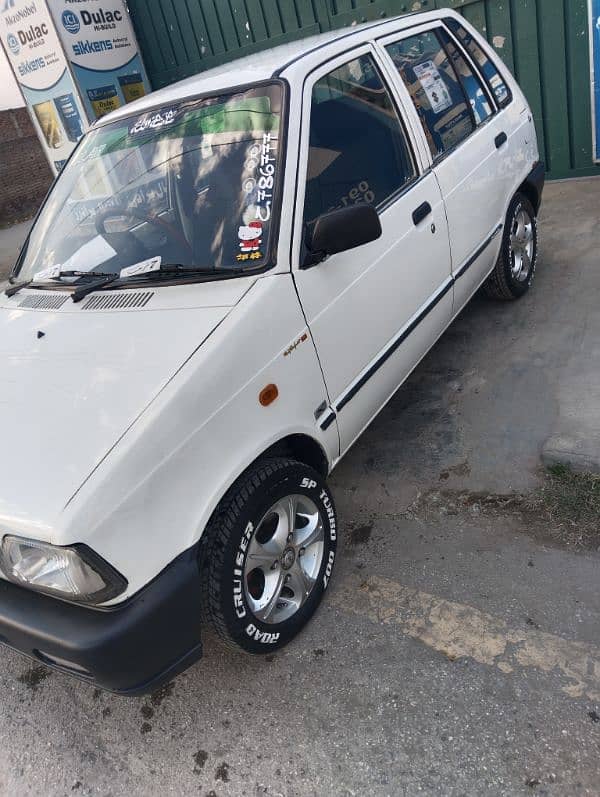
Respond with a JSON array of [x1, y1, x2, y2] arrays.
[[245, 624, 280, 644]]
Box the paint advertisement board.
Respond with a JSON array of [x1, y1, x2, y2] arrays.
[[48, 0, 151, 122], [591, 0, 600, 162], [0, 0, 86, 174]]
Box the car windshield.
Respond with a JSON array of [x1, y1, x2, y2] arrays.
[[15, 82, 284, 283]]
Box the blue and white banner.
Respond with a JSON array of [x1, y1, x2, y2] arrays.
[[48, 0, 151, 122], [0, 0, 86, 174], [592, 0, 600, 163]]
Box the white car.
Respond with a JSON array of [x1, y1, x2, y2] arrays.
[[0, 8, 543, 694]]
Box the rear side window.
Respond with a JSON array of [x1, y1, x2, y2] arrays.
[[437, 28, 493, 125], [386, 31, 475, 160], [444, 17, 512, 107], [303, 54, 416, 224]]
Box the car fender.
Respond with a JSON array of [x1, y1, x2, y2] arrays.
[[55, 274, 338, 600]]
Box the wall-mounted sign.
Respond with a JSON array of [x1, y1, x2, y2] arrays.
[[0, 0, 86, 174], [48, 0, 151, 122], [591, 0, 600, 163], [0, 0, 151, 176]]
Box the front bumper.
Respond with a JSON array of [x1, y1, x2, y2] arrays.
[[0, 550, 203, 695]]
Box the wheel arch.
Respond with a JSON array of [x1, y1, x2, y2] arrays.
[[260, 433, 330, 478], [517, 162, 545, 215], [196, 432, 331, 566]]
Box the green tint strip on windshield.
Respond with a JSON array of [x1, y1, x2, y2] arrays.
[[82, 96, 279, 160]]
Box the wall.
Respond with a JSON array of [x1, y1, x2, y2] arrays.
[[127, 0, 600, 180], [0, 108, 52, 226]]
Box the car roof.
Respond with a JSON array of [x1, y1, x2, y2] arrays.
[[99, 8, 455, 126]]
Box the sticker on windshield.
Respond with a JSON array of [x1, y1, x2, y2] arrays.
[[33, 265, 61, 281], [238, 221, 263, 253], [413, 61, 452, 115], [129, 107, 180, 137], [120, 256, 162, 279], [255, 132, 276, 222], [235, 132, 277, 263]]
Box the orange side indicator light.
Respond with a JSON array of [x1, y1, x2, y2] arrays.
[[259, 384, 279, 407]]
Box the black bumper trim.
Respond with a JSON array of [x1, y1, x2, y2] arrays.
[[0, 549, 203, 695], [526, 161, 546, 209]]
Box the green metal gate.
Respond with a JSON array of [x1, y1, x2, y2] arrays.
[[127, 0, 600, 179]]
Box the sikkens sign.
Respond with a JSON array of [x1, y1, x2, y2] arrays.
[[0, 0, 86, 174], [48, 0, 151, 122], [0, 0, 150, 175]]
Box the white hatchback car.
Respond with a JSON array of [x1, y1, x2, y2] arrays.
[[1, 9, 543, 693]]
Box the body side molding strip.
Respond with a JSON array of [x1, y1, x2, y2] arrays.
[[333, 224, 503, 414]]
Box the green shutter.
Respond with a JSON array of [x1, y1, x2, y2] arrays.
[[127, 0, 600, 179]]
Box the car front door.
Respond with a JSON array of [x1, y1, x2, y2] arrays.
[[291, 47, 453, 454], [379, 21, 509, 312]]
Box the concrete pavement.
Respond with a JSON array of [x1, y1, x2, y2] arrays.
[[0, 180, 599, 795], [0, 219, 31, 282], [537, 180, 600, 473]]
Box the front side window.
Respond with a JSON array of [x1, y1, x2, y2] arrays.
[[386, 30, 475, 160], [444, 17, 512, 108], [303, 54, 415, 225], [16, 83, 284, 284]]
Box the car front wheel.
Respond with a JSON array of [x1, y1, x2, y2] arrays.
[[483, 192, 538, 300], [202, 457, 337, 654]]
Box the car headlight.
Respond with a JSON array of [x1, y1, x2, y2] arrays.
[[0, 536, 127, 605]]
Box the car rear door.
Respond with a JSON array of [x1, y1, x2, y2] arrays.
[[378, 19, 509, 312], [291, 46, 453, 454]]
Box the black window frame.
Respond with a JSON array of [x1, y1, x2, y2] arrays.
[[382, 22, 508, 166], [301, 49, 420, 232], [442, 17, 513, 111], [436, 26, 495, 129], [383, 27, 481, 163]]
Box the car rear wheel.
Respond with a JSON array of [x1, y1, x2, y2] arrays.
[[483, 193, 538, 300], [201, 457, 337, 654]]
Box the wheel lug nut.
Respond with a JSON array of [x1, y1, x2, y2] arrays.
[[299, 547, 305, 556], [285, 574, 291, 583], [287, 534, 293, 543], [271, 561, 278, 569]]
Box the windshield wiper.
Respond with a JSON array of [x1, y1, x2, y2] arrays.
[[5, 280, 32, 297], [58, 270, 118, 279], [71, 274, 120, 303], [5, 263, 247, 300], [5, 271, 118, 299], [127, 263, 248, 279]]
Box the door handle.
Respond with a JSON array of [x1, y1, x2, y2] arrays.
[[412, 202, 432, 226], [495, 131, 508, 149]]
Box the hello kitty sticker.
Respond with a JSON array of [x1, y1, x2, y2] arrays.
[[238, 220, 263, 253], [237, 131, 277, 263]]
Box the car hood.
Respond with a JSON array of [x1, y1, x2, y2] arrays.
[[0, 279, 254, 537]]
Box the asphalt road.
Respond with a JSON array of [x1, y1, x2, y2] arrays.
[[0, 219, 31, 282], [0, 180, 599, 796]]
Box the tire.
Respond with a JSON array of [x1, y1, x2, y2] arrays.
[[483, 193, 538, 300], [201, 457, 337, 654]]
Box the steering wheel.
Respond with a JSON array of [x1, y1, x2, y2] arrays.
[[95, 206, 194, 260]]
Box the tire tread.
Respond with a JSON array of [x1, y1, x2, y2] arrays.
[[483, 193, 538, 301], [201, 457, 302, 651]]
